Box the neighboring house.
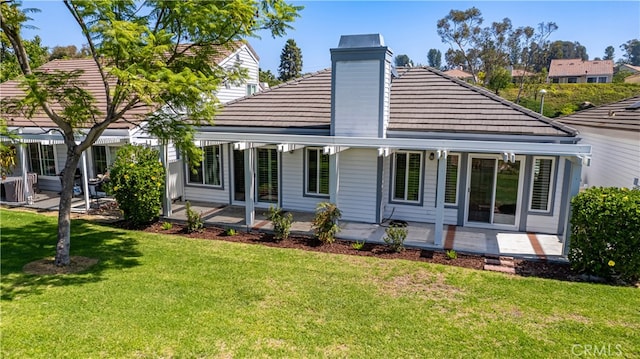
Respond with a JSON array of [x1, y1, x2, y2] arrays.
[[171, 34, 590, 252], [618, 64, 640, 83], [0, 41, 260, 197], [557, 96, 640, 189], [443, 68, 474, 82], [510, 68, 535, 83], [548, 59, 614, 83]]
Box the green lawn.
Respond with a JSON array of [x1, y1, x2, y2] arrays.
[[1, 209, 638, 358]]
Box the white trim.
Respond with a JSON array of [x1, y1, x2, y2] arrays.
[[529, 156, 556, 213], [464, 154, 525, 230]]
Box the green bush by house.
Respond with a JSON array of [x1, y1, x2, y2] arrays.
[[569, 187, 640, 283], [107, 144, 165, 225]]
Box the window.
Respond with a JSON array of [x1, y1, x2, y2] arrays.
[[529, 157, 555, 212], [92, 146, 119, 176], [568, 77, 578, 83], [587, 77, 597, 83], [598, 76, 607, 83], [256, 148, 278, 203], [246, 84, 257, 96], [392, 151, 422, 203], [445, 154, 460, 205], [306, 148, 329, 196], [27, 143, 56, 176], [188, 145, 222, 187]]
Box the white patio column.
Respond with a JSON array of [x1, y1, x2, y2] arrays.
[[81, 151, 90, 212], [434, 150, 447, 247], [160, 140, 172, 217], [328, 152, 339, 207], [19, 142, 31, 204], [243, 146, 255, 230], [562, 157, 583, 257]]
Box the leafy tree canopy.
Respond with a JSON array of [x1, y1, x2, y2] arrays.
[[278, 38, 303, 81], [0, 0, 301, 266], [621, 39, 640, 66], [394, 54, 413, 67]]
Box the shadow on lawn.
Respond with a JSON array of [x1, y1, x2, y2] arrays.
[[1, 217, 142, 301]]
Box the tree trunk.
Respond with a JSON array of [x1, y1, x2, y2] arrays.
[[54, 154, 82, 266]]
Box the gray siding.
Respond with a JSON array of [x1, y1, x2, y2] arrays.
[[577, 127, 640, 188], [338, 148, 378, 222], [333, 60, 380, 137], [216, 46, 260, 104]]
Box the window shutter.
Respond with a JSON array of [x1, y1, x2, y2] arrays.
[[445, 155, 459, 204], [307, 149, 318, 193], [531, 158, 553, 211], [319, 152, 329, 195], [407, 153, 421, 201], [393, 153, 407, 200]]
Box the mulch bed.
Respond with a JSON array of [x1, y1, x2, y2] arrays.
[[129, 220, 580, 281]]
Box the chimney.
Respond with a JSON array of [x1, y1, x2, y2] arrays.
[[330, 34, 393, 138]]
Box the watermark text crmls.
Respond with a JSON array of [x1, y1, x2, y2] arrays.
[[571, 344, 623, 357]]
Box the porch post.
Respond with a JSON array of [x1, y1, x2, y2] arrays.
[[562, 158, 583, 257], [160, 140, 172, 217], [19, 142, 31, 204], [329, 152, 339, 207], [244, 146, 255, 230], [434, 150, 447, 247], [81, 151, 90, 212]]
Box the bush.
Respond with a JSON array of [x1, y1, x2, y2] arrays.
[[107, 144, 164, 225], [185, 201, 204, 233], [312, 202, 342, 244], [383, 224, 407, 252], [161, 222, 173, 230], [352, 240, 365, 250], [266, 206, 293, 240], [224, 228, 237, 236], [568, 187, 640, 283], [446, 249, 458, 260]]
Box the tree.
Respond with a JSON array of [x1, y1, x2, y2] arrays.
[[259, 68, 281, 87], [394, 54, 413, 67], [604, 46, 615, 61], [0, 0, 301, 266], [427, 48, 442, 69], [278, 38, 302, 82], [49, 44, 89, 60], [476, 17, 512, 85], [1, 33, 48, 82], [548, 40, 588, 62], [487, 67, 511, 95], [437, 7, 483, 83], [620, 39, 640, 65]]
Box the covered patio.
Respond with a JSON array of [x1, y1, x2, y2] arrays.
[[165, 201, 566, 261]]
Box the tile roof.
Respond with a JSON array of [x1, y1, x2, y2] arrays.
[[548, 59, 614, 77], [0, 59, 150, 130], [442, 68, 473, 79], [213, 66, 576, 137], [0, 41, 256, 131], [556, 96, 640, 132]]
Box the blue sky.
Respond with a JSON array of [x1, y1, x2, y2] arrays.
[[20, 1, 640, 74]]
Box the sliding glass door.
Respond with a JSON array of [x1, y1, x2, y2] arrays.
[[466, 156, 523, 227]]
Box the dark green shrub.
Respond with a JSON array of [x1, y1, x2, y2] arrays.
[[383, 224, 407, 252], [185, 201, 204, 233], [569, 187, 640, 283], [266, 206, 293, 240], [312, 202, 342, 244], [107, 144, 164, 225]]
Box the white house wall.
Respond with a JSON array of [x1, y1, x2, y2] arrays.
[[525, 156, 566, 234], [574, 127, 640, 188], [281, 149, 326, 212], [183, 144, 230, 204], [216, 46, 260, 104], [337, 148, 378, 222]]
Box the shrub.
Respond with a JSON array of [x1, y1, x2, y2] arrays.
[[568, 187, 640, 283], [185, 201, 204, 233], [266, 206, 293, 240], [352, 240, 365, 251], [446, 249, 458, 260], [161, 222, 173, 230], [107, 144, 164, 225], [383, 224, 407, 253], [224, 228, 238, 236], [312, 202, 342, 244]]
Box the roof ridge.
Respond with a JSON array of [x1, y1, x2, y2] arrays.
[[422, 66, 577, 136]]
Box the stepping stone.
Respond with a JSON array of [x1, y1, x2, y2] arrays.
[[484, 257, 515, 267], [483, 264, 516, 274]]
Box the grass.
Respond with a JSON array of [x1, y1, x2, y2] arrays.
[[1, 209, 639, 358]]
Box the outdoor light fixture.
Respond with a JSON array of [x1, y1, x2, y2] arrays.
[[539, 89, 547, 115]]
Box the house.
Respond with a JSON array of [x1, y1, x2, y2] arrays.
[[169, 34, 591, 253], [547, 59, 614, 83], [0, 41, 260, 203], [442, 68, 474, 82], [617, 64, 640, 83], [510, 68, 535, 83], [557, 96, 640, 189]]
